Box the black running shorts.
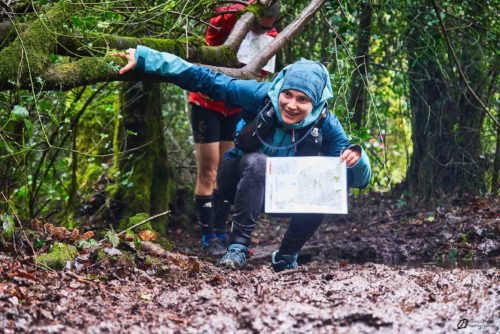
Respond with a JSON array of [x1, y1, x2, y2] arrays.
[[190, 104, 242, 143]]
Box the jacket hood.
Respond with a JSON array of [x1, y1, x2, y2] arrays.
[[267, 59, 333, 129]]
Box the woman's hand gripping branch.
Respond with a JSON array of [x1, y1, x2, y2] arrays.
[[112, 48, 137, 75]]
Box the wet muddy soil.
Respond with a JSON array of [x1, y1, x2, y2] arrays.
[[0, 195, 498, 333]]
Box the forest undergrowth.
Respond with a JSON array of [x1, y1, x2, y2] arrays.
[[0, 193, 498, 333]]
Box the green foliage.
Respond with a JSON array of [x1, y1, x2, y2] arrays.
[[11, 105, 28, 121], [105, 230, 120, 248], [133, 234, 142, 251], [124, 229, 142, 251], [447, 248, 458, 263], [77, 238, 98, 250], [36, 242, 78, 269], [1, 214, 15, 239], [1, 0, 497, 232], [127, 213, 152, 232]]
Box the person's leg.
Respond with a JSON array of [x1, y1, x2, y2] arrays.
[[213, 111, 241, 240], [194, 142, 219, 242], [213, 140, 234, 241], [218, 153, 267, 269], [272, 214, 324, 271], [230, 153, 267, 246], [190, 105, 222, 252], [280, 214, 324, 254]]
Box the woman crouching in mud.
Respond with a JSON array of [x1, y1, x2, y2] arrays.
[[114, 46, 371, 272]]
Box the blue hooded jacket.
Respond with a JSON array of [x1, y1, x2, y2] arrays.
[[134, 45, 371, 188]]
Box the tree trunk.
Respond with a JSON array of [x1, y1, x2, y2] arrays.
[[405, 3, 489, 204], [348, 2, 372, 129], [493, 111, 500, 193], [112, 81, 174, 234]]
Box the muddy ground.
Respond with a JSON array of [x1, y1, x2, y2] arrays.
[[0, 195, 498, 333]]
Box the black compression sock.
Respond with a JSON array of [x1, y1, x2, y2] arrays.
[[214, 189, 231, 233], [195, 194, 214, 235]]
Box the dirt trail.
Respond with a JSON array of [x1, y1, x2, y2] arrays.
[[1, 255, 497, 333], [0, 195, 498, 333]]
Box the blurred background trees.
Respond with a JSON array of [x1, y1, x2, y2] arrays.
[[0, 0, 497, 234]]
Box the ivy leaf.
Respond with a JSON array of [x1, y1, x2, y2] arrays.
[[71, 16, 84, 29], [105, 231, 120, 248], [24, 118, 33, 138], [1, 214, 15, 239], [11, 105, 28, 121], [34, 239, 46, 249], [133, 234, 142, 251], [447, 248, 457, 262], [14, 185, 29, 199], [107, 61, 121, 72], [71, 15, 97, 31]]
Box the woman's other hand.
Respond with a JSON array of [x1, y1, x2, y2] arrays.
[[112, 48, 137, 75], [340, 148, 361, 167]]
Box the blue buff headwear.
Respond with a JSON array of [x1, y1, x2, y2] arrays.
[[267, 58, 333, 129], [279, 60, 327, 106]]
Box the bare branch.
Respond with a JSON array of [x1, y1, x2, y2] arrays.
[[212, 0, 327, 77], [223, 0, 274, 51], [431, 0, 499, 128]]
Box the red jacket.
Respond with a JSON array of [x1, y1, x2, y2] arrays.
[[189, 3, 278, 115]]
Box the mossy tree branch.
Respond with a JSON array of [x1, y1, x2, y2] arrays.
[[0, 0, 326, 91], [0, 1, 73, 86]]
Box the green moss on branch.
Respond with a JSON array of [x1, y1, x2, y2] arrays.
[[0, 1, 73, 86]]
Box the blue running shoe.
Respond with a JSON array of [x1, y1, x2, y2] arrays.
[[271, 250, 298, 272], [217, 244, 248, 269]]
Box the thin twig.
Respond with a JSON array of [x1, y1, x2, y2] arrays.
[[117, 210, 171, 237], [97, 210, 171, 245], [166, 10, 220, 30], [430, 0, 499, 128]]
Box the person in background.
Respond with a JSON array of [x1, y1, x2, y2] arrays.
[[189, 1, 280, 256], [114, 42, 371, 271]]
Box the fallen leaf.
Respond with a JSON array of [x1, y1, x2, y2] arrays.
[[120, 232, 134, 241], [44, 223, 55, 234], [138, 230, 157, 242], [339, 260, 349, 268], [187, 258, 200, 275], [52, 227, 68, 240], [31, 218, 41, 230], [210, 274, 224, 285], [70, 228, 80, 242], [104, 248, 122, 257], [167, 314, 186, 324], [39, 309, 54, 320], [80, 231, 94, 240], [7, 270, 37, 282], [140, 293, 152, 301]]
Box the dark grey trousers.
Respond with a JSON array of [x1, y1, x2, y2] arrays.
[[217, 153, 324, 254]]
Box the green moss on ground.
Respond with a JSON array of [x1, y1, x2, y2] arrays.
[[36, 242, 78, 269]]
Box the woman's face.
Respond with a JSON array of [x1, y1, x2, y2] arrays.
[[279, 89, 313, 125]]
